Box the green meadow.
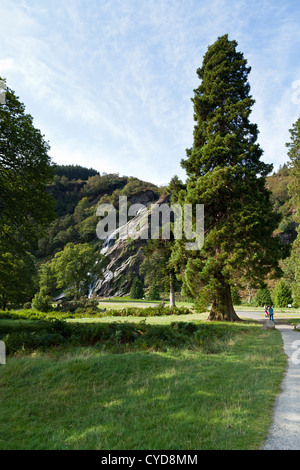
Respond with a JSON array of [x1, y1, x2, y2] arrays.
[[0, 309, 289, 450]]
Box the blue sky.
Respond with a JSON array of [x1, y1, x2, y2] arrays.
[[0, 0, 300, 185]]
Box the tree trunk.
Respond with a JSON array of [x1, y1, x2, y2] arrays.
[[1, 294, 7, 311], [208, 274, 241, 322], [247, 283, 253, 304], [169, 273, 175, 307]]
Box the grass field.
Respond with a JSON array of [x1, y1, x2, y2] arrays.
[[0, 312, 288, 450]]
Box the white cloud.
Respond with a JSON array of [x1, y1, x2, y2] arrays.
[[0, 58, 14, 74], [0, 0, 299, 183]]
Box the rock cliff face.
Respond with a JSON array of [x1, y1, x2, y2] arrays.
[[91, 192, 170, 297]]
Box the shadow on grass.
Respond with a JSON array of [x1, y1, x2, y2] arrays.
[[0, 321, 285, 450]]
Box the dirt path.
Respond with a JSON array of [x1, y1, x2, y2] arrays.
[[261, 322, 300, 450], [238, 311, 300, 450]]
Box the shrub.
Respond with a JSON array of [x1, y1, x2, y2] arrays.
[[23, 302, 32, 310], [148, 283, 161, 301], [255, 287, 273, 307], [31, 288, 52, 312], [103, 306, 191, 317], [130, 277, 144, 299], [274, 280, 293, 308]]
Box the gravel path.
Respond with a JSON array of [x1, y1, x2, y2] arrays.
[[238, 311, 300, 450]]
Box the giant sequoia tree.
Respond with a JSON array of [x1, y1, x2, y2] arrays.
[[286, 117, 300, 305], [171, 35, 285, 321]]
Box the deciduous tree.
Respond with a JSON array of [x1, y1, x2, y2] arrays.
[[51, 243, 106, 299], [0, 79, 56, 251]]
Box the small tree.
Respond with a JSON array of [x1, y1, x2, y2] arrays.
[[31, 287, 52, 312], [274, 280, 293, 308], [255, 287, 273, 307], [148, 282, 161, 301], [130, 277, 144, 299]]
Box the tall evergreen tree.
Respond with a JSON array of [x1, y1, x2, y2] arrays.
[[130, 277, 144, 300], [286, 117, 300, 305], [171, 35, 285, 321], [274, 280, 293, 308], [287, 117, 300, 208]]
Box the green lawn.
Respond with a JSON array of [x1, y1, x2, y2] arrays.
[[0, 317, 286, 450]]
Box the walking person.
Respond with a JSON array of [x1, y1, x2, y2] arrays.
[[268, 305, 274, 321], [264, 305, 269, 317]]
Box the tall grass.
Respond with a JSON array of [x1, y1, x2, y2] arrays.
[[0, 320, 286, 450]]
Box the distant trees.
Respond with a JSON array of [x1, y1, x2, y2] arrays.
[[130, 277, 144, 300], [54, 164, 99, 181], [287, 118, 300, 205], [36, 172, 162, 259], [170, 35, 285, 321]]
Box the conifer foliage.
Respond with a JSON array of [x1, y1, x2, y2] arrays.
[[171, 35, 285, 321]]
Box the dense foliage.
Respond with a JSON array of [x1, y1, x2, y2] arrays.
[[0, 80, 56, 250], [37, 173, 161, 258], [49, 242, 106, 299], [255, 287, 273, 307], [0, 79, 55, 308], [54, 164, 99, 181], [0, 65, 297, 312], [286, 117, 300, 306], [274, 280, 293, 308]]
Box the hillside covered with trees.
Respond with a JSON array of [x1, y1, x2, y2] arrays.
[[33, 156, 299, 309], [0, 35, 299, 315]]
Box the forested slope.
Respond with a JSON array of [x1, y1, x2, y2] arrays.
[[35, 164, 297, 300]]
